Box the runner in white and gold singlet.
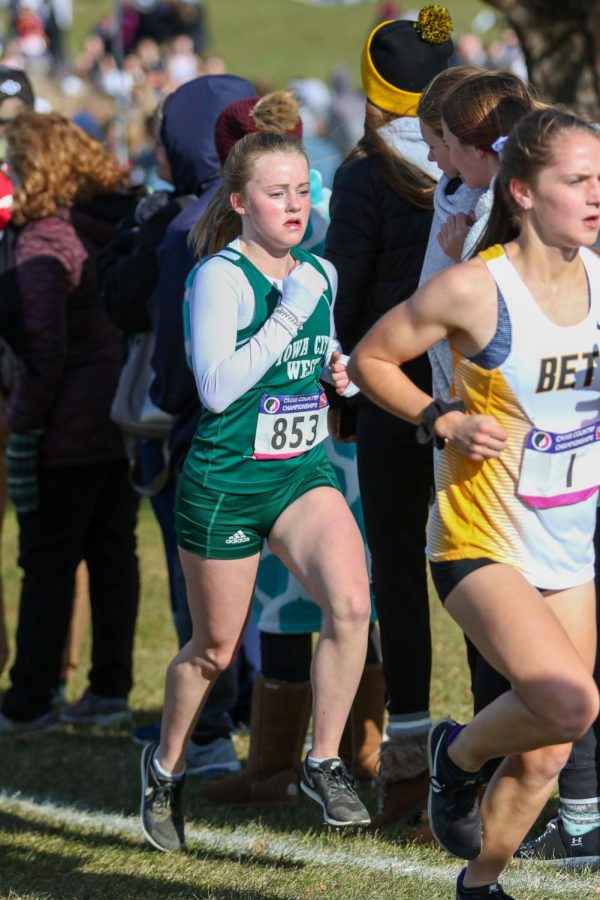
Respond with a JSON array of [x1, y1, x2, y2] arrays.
[[349, 108, 600, 900], [428, 242, 600, 590]]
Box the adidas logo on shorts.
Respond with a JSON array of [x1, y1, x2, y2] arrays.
[[225, 530, 251, 545]]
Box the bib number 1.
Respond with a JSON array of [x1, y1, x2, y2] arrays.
[[254, 391, 329, 459], [517, 422, 600, 508]]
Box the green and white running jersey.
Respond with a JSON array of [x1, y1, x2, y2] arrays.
[[185, 245, 333, 493]]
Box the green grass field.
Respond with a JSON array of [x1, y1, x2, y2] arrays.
[[58, 0, 503, 87], [1, 500, 598, 899]]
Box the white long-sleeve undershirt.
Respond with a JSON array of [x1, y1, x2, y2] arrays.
[[188, 241, 357, 413]]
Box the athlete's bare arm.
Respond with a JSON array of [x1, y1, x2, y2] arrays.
[[348, 257, 508, 460]]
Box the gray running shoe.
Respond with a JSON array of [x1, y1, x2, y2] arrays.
[[428, 718, 483, 860], [0, 710, 59, 738], [186, 736, 241, 778], [515, 816, 600, 866], [300, 756, 371, 827], [140, 742, 185, 852], [60, 689, 131, 726]]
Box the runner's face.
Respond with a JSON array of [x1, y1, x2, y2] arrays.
[[421, 121, 458, 179], [442, 119, 489, 188], [520, 132, 600, 248], [235, 151, 311, 252]]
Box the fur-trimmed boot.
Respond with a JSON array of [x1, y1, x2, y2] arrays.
[[202, 673, 311, 806], [371, 731, 430, 828], [338, 663, 386, 780]]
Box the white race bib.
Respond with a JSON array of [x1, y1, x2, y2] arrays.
[[517, 422, 600, 508], [253, 391, 329, 460]]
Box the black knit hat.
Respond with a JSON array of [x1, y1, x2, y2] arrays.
[[0, 67, 34, 110], [361, 5, 453, 117]]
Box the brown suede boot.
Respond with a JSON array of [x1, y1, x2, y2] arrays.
[[338, 663, 386, 781], [370, 733, 430, 828], [202, 674, 311, 806]]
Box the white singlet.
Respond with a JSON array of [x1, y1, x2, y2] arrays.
[[427, 243, 600, 590]]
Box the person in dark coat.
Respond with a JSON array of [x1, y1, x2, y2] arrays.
[[324, 6, 453, 825], [0, 111, 140, 735], [0, 65, 35, 680]]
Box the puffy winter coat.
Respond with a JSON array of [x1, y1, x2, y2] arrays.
[[8, 193, 138, 465]]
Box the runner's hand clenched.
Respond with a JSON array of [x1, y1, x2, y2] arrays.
[[437, 410, 508, 461], [280, 263, 327, 324]]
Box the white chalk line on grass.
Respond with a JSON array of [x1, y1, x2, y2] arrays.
[[1, 788, 599, 896]]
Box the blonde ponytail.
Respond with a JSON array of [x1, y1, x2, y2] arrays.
[[188, 185, 242, 258]]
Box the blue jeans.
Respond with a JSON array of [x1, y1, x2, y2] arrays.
[[139, 438, 237, 740]]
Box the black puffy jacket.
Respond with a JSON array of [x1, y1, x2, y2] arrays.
[[325, 153, 433, 393]]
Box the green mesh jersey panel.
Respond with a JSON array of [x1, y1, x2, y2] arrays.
[[185, 247, 333, 493]]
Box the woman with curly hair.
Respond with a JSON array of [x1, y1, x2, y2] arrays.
[[0, 112, 141, 736]]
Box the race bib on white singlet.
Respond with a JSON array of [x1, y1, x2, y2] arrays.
[[517, 422, 600, 508], [253, 391, 329, 460]]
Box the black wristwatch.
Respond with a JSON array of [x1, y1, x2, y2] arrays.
[[416, 398, 466, 450]]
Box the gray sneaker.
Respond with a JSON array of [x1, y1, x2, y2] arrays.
[[300, 756, 371, 827], [186, 736, 241, 778], [60, 689, 131, 726], [140, 742, 185, 852], [0, 710, 59, 738]]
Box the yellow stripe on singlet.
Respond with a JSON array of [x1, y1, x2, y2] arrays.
[[477, 244, 505, 263]]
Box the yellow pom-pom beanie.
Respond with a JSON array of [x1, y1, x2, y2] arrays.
[[361, 5, 454, 117]]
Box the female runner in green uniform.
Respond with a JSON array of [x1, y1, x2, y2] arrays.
[[140, 132, 372, 850]]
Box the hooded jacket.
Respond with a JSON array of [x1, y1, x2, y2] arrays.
[[148, 75, 255, 461], [98, 76, 252, 339]]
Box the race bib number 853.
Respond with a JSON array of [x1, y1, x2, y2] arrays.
[[253, 391, 329, 460], [517, 422, 600, 508]]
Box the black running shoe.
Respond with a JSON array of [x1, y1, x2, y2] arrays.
[[515, 816, 600, 866], [428, 718, 484, 859], [140, 742, 185, 851], [456, 867, 515, 899], [300, 756, 371, 826]]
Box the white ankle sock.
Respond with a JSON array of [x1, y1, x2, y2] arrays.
[[307, 753, 340, 768], [152, 749, 185, 781]]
